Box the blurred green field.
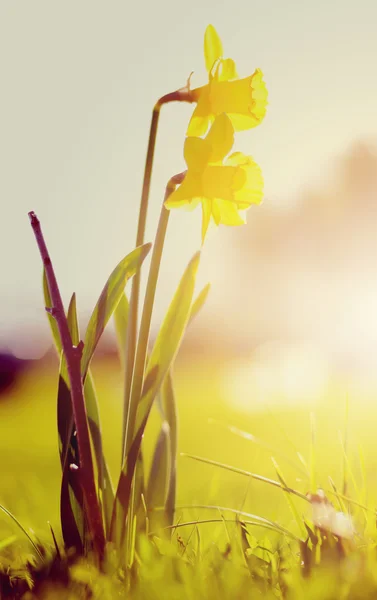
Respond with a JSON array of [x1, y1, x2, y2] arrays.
[[1, 350, 376, 551]]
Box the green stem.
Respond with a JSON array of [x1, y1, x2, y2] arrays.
[[122, 86, 195, 462], [109, 174, 185, 548], [124, 173, 185, 459]]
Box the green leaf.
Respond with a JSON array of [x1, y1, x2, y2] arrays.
[[85, 375, 114, 539], [161, 373, 177, 527], [189, 283, 210, 326], [0, 504, 43, 559], [146, 421, 170, 532], [81, 243, 151, 381], [113, 293, 129, 368], [160, 284, 209, 526], [111, 251, 201, 543]]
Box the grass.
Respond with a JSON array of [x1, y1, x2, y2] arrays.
[[1, 353, 377, 598]]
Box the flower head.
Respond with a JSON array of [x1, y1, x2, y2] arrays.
[[188, 25, 268, 136], [165, 113, 263, 242], [308, 490, 355, 540]]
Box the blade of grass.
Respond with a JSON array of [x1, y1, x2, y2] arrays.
[[271, 458, 307, 539], [208, 419, 307, 477], [181, 453, 309, 503], [310, 412, 316, 492], [358, 444, 368, 510], [328, 476, 347, 513], [150, 515, 300, 542], [0, 504, 43, 559], [341, 395, 350, 497], [0, 535, 17, 552], [170, 504, 300, 539]]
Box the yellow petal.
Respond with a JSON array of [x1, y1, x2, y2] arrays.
[[201, 199, 212, 242], [204, 25, 223, 73], [218, 58, 238, 82], [184, 137, 210, 171], [165, 173, 202, 208], [187, 87, 211, 136], [205, 113, 234, 162], [212, 198, 245, 226]]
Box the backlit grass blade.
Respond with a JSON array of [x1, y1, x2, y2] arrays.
[[0, 504, 43, 559], [150, 518, 295, 540], [310, 412, 317, 492], [147, 421, 170, 532], [271, 458, 307, 539], [150, 508, 300, 541], [0, 535, 17, 552], [81, 243, 151, 381], [208, 419, 307, 477], [111, 252, 200, 545], [328, 476, 347, 513], [166, 504, 300, 540], [182, 453, 309, 503]]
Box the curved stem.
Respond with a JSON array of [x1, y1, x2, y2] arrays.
[[122, 86, 195, 461]]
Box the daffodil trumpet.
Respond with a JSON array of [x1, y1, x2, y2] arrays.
[[187, 24, 268, 136]]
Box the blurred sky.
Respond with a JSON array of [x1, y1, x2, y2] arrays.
[[1, 0, 377, 357]]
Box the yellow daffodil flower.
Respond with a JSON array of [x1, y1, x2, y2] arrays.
[[187, 25, 268, 136], [165, 113, 263, 242]]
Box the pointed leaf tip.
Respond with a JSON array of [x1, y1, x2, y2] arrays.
[[82, 242, 151, 380], [204, 25, 223, 73]]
